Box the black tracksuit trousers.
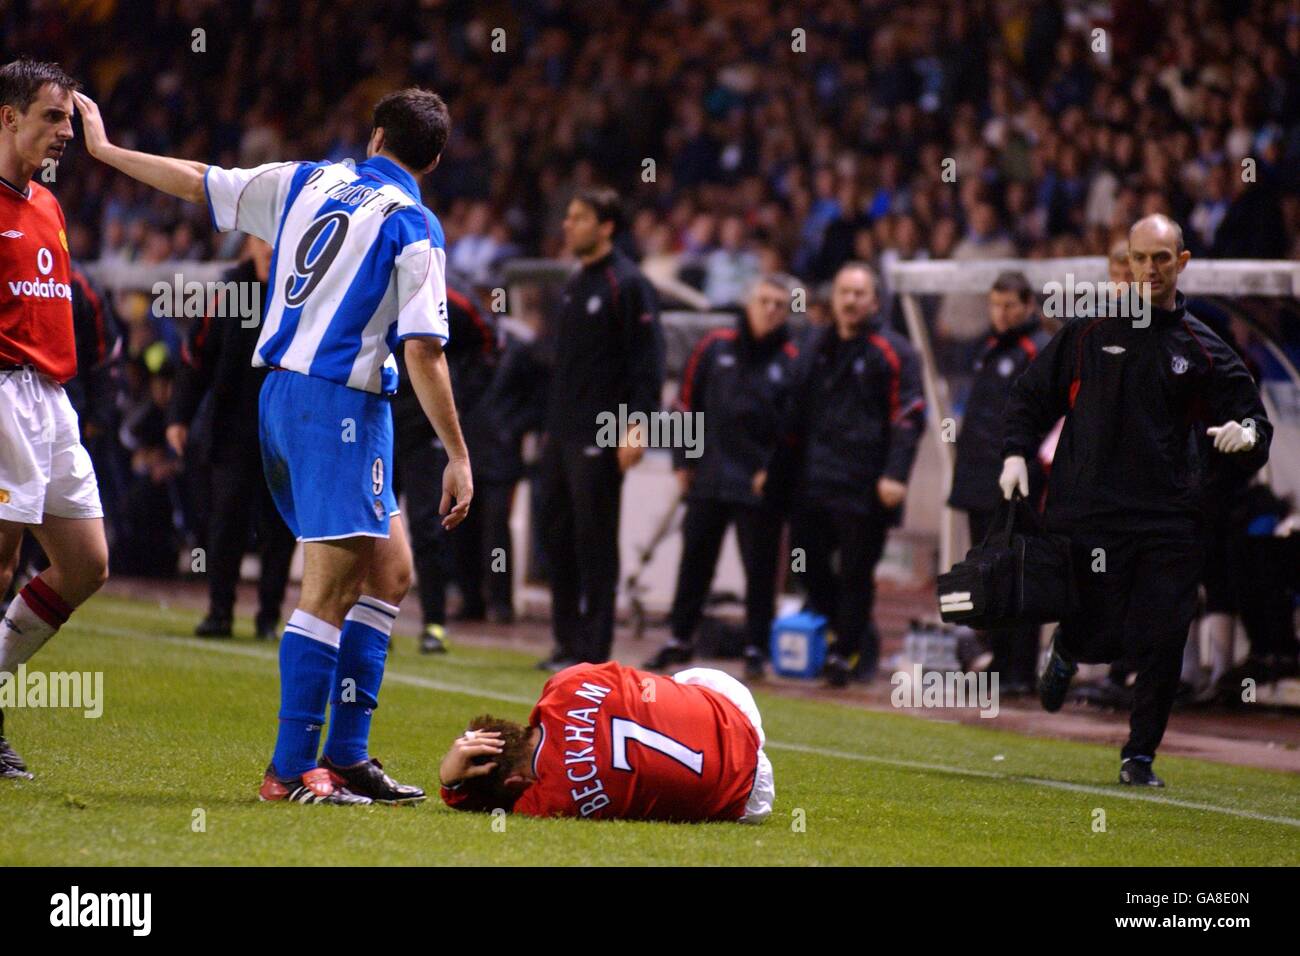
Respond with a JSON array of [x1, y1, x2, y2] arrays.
[[538, 438, 623, 662], [791, 505, 888, 671], [1056, 529, 1201, 761], [668, 497, 783, 654], [397, 440, 507, 626], [206, 456, 295, 624]]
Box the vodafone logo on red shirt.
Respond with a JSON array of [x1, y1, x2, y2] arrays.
[[7, 246, 71, 301]]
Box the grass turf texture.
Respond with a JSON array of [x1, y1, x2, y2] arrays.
[[0, 594, 1296, 866]]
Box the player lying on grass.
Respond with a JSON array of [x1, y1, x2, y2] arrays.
[[73, 88, 473, 805], [438, 661, 774, 822]]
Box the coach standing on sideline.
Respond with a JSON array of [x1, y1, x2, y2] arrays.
[[643, 274, 801, 681], [780, 262, 926, 687], [537, 188, 664, 669], [1000, 214, 1271, 788], [948, 271, 1049, 695], [167, 236, 295, 641]]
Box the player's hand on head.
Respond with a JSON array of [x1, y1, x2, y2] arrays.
[[439, 729, 504, 786], [439, 457, 473, 529], [1207, 420, 1256, 454], [71, 92, 110, 157]]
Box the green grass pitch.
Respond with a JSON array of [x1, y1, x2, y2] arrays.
[[1, 594, 1296, 866]]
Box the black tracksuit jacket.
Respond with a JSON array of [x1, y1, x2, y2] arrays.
[[775, 320, 926, 524], [543, 248, 664, 440], [671, 314, 801, 506], [168, 259, 267, 462], [392, 283, 498, 456], [1002, 293, 1272, 536], [949, 317, 1051, 513]]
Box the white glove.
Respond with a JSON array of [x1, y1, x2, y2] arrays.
[[998, 455, 1029, 500], [1207, 420, 1257, 453]]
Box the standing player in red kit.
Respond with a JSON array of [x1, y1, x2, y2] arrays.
[[0, 61, 110, 779], [438, 661, 774, 822]]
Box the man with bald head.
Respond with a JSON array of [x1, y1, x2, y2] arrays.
[[999, 215, 1271, 787]]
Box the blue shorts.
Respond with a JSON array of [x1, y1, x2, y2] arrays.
[[259, 370, 398, 542]]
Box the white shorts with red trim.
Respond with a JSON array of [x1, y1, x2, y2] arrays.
[[672, 666, 775, 823], [0, 367, 103, 524]]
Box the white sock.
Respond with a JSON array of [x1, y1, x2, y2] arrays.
[[0, 592, 60, 678]]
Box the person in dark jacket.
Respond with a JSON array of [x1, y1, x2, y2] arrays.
[[537, 187, 665, 668], [643, 274, 801, 680], [166, 236, 295, 639], [1000, 214, 1272, 788], [392, 274, 498, 653], [948, 271, 1050, 694], [460, 320, 549, 624], [777, 262, 926, 687]]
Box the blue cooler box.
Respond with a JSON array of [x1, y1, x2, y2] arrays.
[[770, 611, 828, 679]]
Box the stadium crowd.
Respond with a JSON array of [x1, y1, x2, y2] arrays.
[[2, 0, 1297, 687]]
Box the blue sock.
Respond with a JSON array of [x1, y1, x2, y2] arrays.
[[323, 595, 398, 767], [271, 609, 341, 778]]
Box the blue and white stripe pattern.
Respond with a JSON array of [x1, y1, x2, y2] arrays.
[[204, 154, 449, 394], [344, 595, 400, 637], [282, 609, 341, 648]]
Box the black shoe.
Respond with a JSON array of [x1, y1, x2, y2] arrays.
[[1119, 758, 1165, 788], [999, 679, 1035, 698], [421, 623, 450, 654], [823, 653, 852, 689], [486, 603, 515, 625], [0, 709, 32, 780], [851, 655, 878, 684], [643, 641, 694, 672], [258, 765, 372, 805], [454, 603, 486, 623], [1071, 676, 1132, 710], [537, 654, 580, 673], [195, 613, 233, 638], [319, 755, 426, 805], [1038, 633, 1077, 713], [254, 614, 279, 641], [743, 647, 765, 681]]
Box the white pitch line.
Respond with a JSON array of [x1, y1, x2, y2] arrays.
[[768, 741, 1300, 828], [74, 620, 1300, 829]]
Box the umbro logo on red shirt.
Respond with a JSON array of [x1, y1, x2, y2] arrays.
[[1, 230, 23, 239]]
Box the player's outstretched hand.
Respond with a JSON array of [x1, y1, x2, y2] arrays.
[[439, 730, 504, 787], [440, 456, 473, 530], [72, 91, 111, 159], [999, 455, 1029, 500], [1207, 420, 1257, 453]]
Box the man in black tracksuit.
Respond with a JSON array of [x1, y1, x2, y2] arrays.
[[643, 275, 801, 680], [778, 262, 926, 686], [166, 237, 295, 639], [1000, 215, 1271, 787], [538, 188, 664, 668], [949, 272, 1051, 694], [459, 321, 549, 623], [392, 275, 497, 652]]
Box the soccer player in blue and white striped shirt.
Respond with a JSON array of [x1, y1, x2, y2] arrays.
[[75, 88, 473, 806]]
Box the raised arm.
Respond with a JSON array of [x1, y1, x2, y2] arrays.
[[74, 92, 207, 205]]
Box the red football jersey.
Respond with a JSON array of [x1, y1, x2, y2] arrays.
[[443, 661, 761, 821], [0, 178, 76, 382]]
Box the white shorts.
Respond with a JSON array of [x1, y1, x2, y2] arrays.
[[0, 367, 103, 524], [672, 666, 775, 823]]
